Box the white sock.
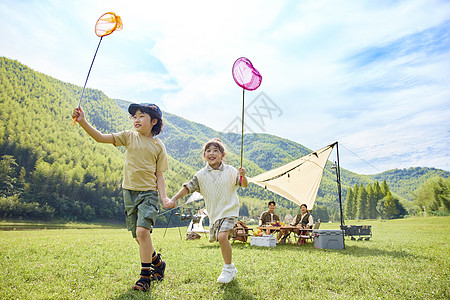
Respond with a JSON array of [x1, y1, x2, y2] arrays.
[[224, 263, 234, 269]]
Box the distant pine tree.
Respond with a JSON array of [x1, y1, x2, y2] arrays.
[[367, 184, 378, 219], [344, 188, 354, 220], [373, 182, 383, 201], [381, 180, 389, 197], [356, 184, 368, 219], [352, 184, 359, 219], [384, 191, 399, 219]]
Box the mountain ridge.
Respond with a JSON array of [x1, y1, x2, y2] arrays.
[[1, 57, 449, 223]]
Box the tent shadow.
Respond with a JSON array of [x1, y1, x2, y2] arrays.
[[200, 242, 426, 260], [339, 244, 428, 260]]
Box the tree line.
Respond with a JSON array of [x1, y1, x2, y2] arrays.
[[345, 177, 449, 220], [344, 181, 408, 219]]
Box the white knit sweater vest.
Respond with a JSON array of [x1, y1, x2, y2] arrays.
[[196, 164, 240, 224]]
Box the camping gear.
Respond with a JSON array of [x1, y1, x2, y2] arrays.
[[293, 221, 321, 245], [250, 235, 276, 247], [249, 143, 335, 210], [186, 232, 201, 240], [187, 209, 209, 235], [231, 220, 253, 243], [249, 142, 346, 249], [313, 229, 345, 249], [341, 225, 372, 240]]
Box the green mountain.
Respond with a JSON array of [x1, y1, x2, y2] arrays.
[[368, 167, 450, 200], [1, 57, 449, 224]]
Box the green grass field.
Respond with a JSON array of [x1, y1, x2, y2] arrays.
[[1, 217, 448, 299]]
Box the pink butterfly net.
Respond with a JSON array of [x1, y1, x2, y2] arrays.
[[232, 57, 262, 90]]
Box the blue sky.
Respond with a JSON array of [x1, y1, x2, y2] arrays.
[[1, 0, 449, 174]]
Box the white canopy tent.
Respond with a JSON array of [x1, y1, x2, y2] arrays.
[[248, 142, 336, 210]]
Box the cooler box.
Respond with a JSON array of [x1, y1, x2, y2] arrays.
[[313, 229, 344, 250], [250, 235, 276, 247]]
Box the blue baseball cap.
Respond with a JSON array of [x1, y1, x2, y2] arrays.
[[128, 103, 162, 118]]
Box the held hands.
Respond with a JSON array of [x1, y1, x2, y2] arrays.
[[162, 197, 176, 209]]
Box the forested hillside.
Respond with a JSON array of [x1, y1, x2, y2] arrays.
[[368, 167, 450, 200], [1, 57, 448, 224], [0, 57, 194, 224]]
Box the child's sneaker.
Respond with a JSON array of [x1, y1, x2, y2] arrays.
[[217, 264, 237, 284]]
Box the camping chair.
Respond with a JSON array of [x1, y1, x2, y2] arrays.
[[231, 221, 253, 243], [294, 221, 321, 245]]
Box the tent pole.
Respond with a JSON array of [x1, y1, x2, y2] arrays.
[[335, 142, 345, 249], [336, 142, 344, 228]]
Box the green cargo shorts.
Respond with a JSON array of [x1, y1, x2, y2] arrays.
[[123, 189, 159, 238]]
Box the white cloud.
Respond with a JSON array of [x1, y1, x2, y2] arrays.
[[1, 0, 449, 174]]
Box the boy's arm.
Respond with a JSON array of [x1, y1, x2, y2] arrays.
[[156, 171, 174, 209], [72, 107, 114, 143]]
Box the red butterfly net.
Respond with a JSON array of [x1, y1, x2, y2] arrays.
[[232, 57, 262, 91]]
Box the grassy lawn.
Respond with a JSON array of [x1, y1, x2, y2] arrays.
[[0, 217, 448, 299]]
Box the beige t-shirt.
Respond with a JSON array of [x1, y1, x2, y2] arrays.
[[112, 130, 168, 191]]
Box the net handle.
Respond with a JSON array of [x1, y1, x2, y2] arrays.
[[72, 37, 103, 126]]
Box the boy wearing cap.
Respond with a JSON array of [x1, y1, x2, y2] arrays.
[[72, 103, 175, 292]]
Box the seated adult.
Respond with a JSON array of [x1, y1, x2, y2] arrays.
[[259, 201, 282, 237], [259, 201, 280, 226], [278, 203, 313, 244], [291, 203, 314, 245]]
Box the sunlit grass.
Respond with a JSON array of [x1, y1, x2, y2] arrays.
[[0, 217, 448, 299]]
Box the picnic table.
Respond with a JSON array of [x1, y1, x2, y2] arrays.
[[256, 225, 313, 235]]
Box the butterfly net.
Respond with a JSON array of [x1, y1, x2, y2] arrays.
[[232, 57, 262, 91], [95, 12, 123, 37]]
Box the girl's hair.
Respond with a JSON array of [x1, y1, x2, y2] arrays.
[[202, 138, 226, 155], [301, 203, 308, 209]]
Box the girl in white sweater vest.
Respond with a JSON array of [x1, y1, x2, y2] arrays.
[[171, 138, 248, 284]]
